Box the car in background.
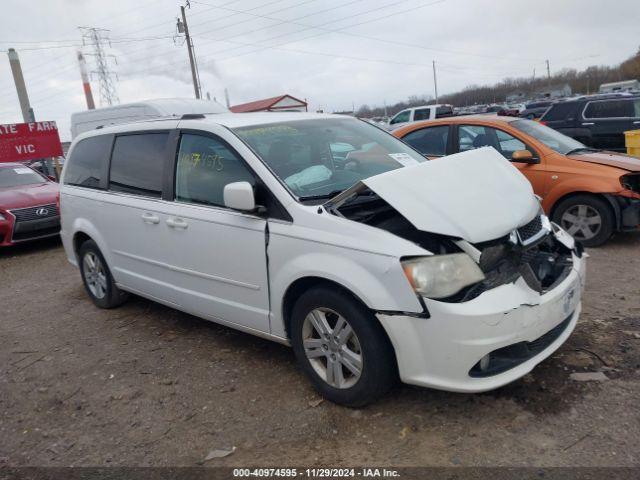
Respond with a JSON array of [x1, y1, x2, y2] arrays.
[[0, 163, 60, 247], [520, 101, 553, 120], [386, 104, 454, 130], [393, 115, 640, 246], [540, 94, 640, 152]]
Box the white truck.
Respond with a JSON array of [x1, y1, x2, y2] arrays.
[[386, 104, 454, 130]]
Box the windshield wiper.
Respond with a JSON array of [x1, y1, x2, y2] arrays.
[[565, 147, 598, 155], [298, 189, 345, 201]]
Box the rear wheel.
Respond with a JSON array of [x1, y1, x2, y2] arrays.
[[79, 240, 128, 308], [552, 194, 614, 247], [290, 286, 396, 407]]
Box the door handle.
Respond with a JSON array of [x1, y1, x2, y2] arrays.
[[581, 122, 594, 126], [141, 212, 160, 224], [166, 217, 188, 229]]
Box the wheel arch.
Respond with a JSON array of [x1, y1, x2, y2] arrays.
[[73, 231, 93, 260], [281, 276, 372, 341]]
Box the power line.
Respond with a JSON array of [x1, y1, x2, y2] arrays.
[[120, 0, 420, 75], [115, 0, 330, 66]]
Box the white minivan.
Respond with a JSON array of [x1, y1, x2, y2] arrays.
[[60, 112, 585, 406]]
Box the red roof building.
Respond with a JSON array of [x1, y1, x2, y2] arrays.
[[229, 94, 308, 113]]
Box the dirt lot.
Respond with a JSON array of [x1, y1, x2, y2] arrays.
[[0, 234, 639, 467]]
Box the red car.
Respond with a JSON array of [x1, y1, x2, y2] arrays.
[[0, 162, 60, 247]]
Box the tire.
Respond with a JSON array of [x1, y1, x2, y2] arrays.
[[290, 286, 396, 407], [552, 194, 615, 247], [78, 240, 128, 308]]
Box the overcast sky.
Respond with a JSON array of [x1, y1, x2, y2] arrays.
[[1, 0, 639, 141]]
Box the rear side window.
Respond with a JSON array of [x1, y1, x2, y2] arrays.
[[543, 102, 576, 121], [584, 99, 636, 119], [413, 108, 431, 121], [402, 125, 449, 156], [435, 105, 453, 118], [64, 135, 111, 188], [109, 133, 169, 197]]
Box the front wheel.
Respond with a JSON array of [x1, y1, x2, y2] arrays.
[[290, 286, 396, 407], [552, 194, 614, 247]]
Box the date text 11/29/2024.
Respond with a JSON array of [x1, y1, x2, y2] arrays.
[[232, 468, 400, 478]]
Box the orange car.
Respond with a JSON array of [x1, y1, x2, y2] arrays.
[[393, 115, 640, 246]]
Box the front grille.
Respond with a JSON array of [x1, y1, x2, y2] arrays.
[[11, 223, 60, 241], [518, 215, 543, 242], [469, 312, 574, 378], [447, 230, 573, 303], [9, 203, 60, 242], [9, 203, 58, 222]]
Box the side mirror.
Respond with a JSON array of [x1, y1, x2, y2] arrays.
[[511, 150, 539, 164], [223, 181, 256, 211]]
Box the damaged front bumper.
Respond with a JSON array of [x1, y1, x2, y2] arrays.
[[378, 245, 586, 393]]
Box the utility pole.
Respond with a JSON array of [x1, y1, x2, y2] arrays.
[[546, 59, 551, 86], [7, 48, 35, 122], [80, 27, 119, 106], [77, 51, 95, 110], [178, 4, 201, 99], [432, 60, 439, 104]]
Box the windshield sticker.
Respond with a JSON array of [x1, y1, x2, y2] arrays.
[[388, 153, 417, 166], [13, 167, 33, 174]]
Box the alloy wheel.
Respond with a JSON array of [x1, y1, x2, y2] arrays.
[[302, 308, 363, 389], [560, 204, 602, 241], [83, 252, 108, 299]]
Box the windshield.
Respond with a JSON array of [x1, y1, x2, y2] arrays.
[[233, 118, 425, 199], [0, 166, 46, 188], [511, 119, 586, 155]]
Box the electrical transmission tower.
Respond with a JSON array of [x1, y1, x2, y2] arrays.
[[79, 27, 119, 106]]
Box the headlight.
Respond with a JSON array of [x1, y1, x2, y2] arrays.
[[401, 254, 485, 299]]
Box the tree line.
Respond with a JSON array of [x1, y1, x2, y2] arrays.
[[356, 47, 640, 118]]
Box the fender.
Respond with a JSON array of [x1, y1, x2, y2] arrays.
[[70, 217, 115, 273], [268, 247, 424, 338], [542, 176, 625, 213]]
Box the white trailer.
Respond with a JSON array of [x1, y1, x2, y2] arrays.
[[70, 98, 228, 138]]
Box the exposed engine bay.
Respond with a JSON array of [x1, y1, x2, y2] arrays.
[[330, 193, 578, 303]]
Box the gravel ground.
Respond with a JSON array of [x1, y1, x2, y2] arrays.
[[0, 234, 639, 467]]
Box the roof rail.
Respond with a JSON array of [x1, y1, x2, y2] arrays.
[[180, 113, 206, 120]]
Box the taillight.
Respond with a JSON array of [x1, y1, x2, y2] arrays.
[[539, 120, 547, 126], [56, 190, 60, 212]]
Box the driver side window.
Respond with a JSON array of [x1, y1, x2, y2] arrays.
[[175, 134, 255, 208], [494, 129, 527, 159], [458, 125, 532, 160]]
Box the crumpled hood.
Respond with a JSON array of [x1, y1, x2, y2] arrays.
[[569, 151, 640, 172], [0, 182, 58, 211], [348, 147, 539, 243]]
